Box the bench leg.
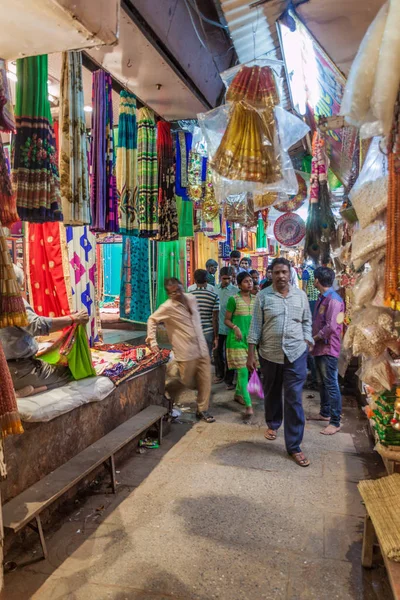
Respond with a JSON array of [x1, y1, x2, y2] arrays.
[[158, 416, 163, 446], [362, 514, 375, 568], [108, 455, 117, 494], [27, 516, 48, 560]]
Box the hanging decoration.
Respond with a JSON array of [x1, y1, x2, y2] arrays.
[[0, 223, 27, 328], [0, 59, 15, 132], [0, 59, 18, 227], [211, 65, 281, 184], [65, 225, 99, 346], [274, 212, 305, 247], [13, 55, 62, 223], [274, 174, 307, 212], [137, 107, 158, 238], [385, 99, 400, 310], [26, 222, 72, 318], [157, 121, 178, 242], [120, 236, 152, 323], [59, 51, 90, 226], [90, 70, 119, 232], [116, 91, 138, 235]]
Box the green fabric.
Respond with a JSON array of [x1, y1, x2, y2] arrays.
[[226, 293, 256, 370], [15, 55, 52, 121], [156, 239, 187, 307], [67, 325, 97, 380], [176, 196, 194, 238], [236, 367, 252, 407], [256, 214, 266, 250], [302, 155, 341, 190]]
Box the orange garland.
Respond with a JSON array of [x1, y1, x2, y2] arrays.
[[385, 150, 400, 310]]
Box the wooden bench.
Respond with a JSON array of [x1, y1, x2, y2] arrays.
[[2, 405, 167, 559], [362, 514, 400, 599]]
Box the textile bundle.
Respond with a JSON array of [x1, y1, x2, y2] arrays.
[[120, 236, 152, 324], [40, 324, 96, 380], [117, 91, 138, 235], [0, 341, 24, 437], [66, 225, 99, 346], [157, 122, 178, 241], [26, 222, 72, 318], [13, 55, 62, 223], [137, 107, 158, 238], [59, 51, 90, 225], [0, 58, 18, 227], [90, 70, 119, 232], [0, 224, 27, 328]]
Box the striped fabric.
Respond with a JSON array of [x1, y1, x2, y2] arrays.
[[116, 91, 138, 235], [137, 107, 158, 238], [189, 286, 219, 335]]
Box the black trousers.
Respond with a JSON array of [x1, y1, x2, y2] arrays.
[[213, 334, 234, 385]]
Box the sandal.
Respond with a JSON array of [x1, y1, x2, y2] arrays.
[[264, 428, 277, 441], [234, 395, 245, 406], [290, 452, 310, 467], [196, 411, 216, 423], [213, 377, 224, 384], [226, 384, 235, 390]]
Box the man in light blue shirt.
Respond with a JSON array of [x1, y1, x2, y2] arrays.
[[214, 266, 238, 387]]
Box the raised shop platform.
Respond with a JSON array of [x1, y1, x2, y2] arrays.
[[2, 364, 167, 504]]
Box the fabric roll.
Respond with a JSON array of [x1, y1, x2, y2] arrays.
[[120, 236, 152, 324], [117, 91, 138, 235], [90, 70, 119, 232], [65, 225, 99, 346], [0, 341, 24, 437], [13, 55, 62, 222], [59, 51, 90, 225], [137, 108, 158, 238], [0, 223, 27, 328], [157, 122, 178, 241]]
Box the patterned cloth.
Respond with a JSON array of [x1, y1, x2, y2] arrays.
[[302, 265, 320, 302], [120, 235, 151, 324], [59, 51, 90, 225], [66, 225, 99, 346], [117, 91, 138, 235], [0, 341, 23, 437], [188, 286, 219, 336], [226, 293, 257, 369], [248, 285, 313, 364], [157, 122, 178, 241], [0, 59, 15, 133], [13, 55, 62, 222], [137, 108, 158, 237], [175, 131, 192, 200], [90, 70, 118, 232], [0, 137, 18, 227], [26, 222, 72, 318], [0, 224, 27, 328]]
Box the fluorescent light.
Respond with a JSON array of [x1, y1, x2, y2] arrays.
[[6, 71, 17, 82], [84, 105, 93, 113]]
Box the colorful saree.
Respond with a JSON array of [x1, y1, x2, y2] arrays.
[[120, 236, 152, 324], [117, 91, 138, 235], [13, 55, 62, 222], [0, 223, 27, 328], [157, 122, 178, 241], [40, 324, 96, 380], [0, 342, 23, 436], [90, 70, 119, 232], [156, 239, 187, 307], [137, 108, 158, 237], [59, 51, 90, 225]]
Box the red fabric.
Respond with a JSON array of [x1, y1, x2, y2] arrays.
[[53, 119, 59, 163], [27, 222, 71, 318]]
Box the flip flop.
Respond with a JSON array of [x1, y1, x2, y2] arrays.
[[264, 428, 277, 441], [234, 395, 245, 406], [307, 414, 330, 421], [290, 452, 310, 467]]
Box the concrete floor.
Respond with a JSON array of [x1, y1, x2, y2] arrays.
[[1, 385, 394, 600]]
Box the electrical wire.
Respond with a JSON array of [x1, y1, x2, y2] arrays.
[[186, 0, 228, 29], [183, 0, 207, 49]]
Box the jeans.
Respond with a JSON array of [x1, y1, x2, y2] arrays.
[[259, 350, 307, 454], [307, 301, 318, 386], [213, 334, 234, 385], [314, 355, 342, 427], [204, 331, 214, 358]]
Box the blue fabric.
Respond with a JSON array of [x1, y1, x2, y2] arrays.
[[260, 350, 308, 454], [103, 243, 122, 297], [120, 236, 151, 324], [175, 132, 192, 200], [314, 355, 342, 427]]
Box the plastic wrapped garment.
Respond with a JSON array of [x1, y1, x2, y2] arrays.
[[351, 220, 386, 270], [349, 137, 388, 227], [356, 353, 396, 393]]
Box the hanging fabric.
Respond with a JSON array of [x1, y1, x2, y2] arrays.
[[0, 59, 18, 227], [120, 236, 152, 324], [65, 225, 99, 346], [103, 242, 122, 299], [176, 196, 194, 238], [13, 55, 62, 223], [26, 222, 72, 318], [116, 91, 138, 235], [156, 239, 187, 307], [137, 107, 158, 238], [0, 342, 23, 436], [0, 223, 27, 328], [256, 212, 267, 250], [175, 131, 192, 200], [157, 121, 178, 241], [194, 232, 219, 272], [59, 51, 90, 225], [90, 70, 119, 232], [0, 59, 15, 132]]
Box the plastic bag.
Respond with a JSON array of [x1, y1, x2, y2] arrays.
[[224, 193, 247, 223], [340, 3, 389, 128], [247, 369, 264, 398], [349, 137, 388, 227], [274, 106, 310, 152], [344, 307, 398, 358], [353, 269, 378, 310], [356, 353, 396, 393], [351, 220, 386, 269]]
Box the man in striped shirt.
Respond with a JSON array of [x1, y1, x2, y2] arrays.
[[189, 269, 220, 357]]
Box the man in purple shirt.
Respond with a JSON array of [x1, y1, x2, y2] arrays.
[[308, 267, 345, 435]]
